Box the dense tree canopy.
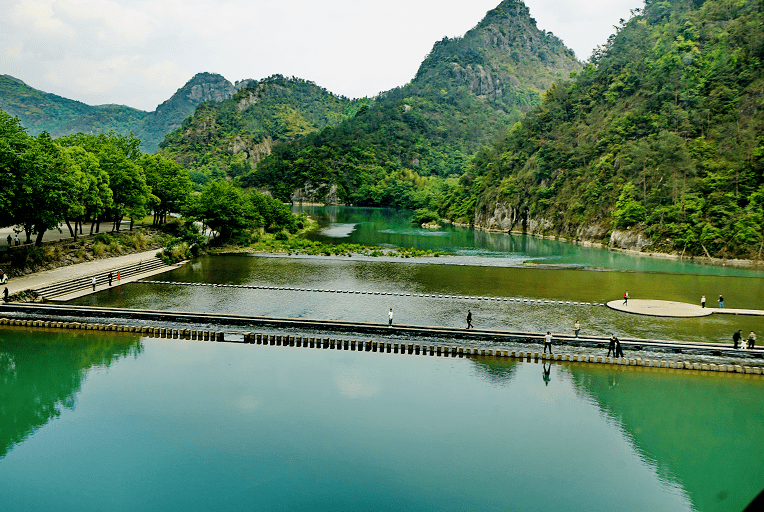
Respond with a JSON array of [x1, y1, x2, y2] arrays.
[[439, 0, 764, 259], [0, 111, 193, 244]]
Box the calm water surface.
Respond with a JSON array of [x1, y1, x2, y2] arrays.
[[6, 207, 763, 511], [297, 206, 764, 277], [72, 255, 764, 345], [1, 330, 762, 512]]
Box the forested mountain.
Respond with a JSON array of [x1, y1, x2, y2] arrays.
[[237, 0, 581, 204], [0, 74, 147, 140], [0, 72, 245, 153], [157, 75, 361, 186], [438, 0, 764, 260], [135, 72, 250, 153]]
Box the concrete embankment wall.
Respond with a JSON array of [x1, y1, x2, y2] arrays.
[[1, 317, 763, 376]]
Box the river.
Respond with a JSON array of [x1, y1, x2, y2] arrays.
[[1, 206, 763, 511]]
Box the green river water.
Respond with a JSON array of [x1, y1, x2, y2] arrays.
[[1, 206, 763, 511]]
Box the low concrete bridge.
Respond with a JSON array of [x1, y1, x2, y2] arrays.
[[1, 302, 761, 360]]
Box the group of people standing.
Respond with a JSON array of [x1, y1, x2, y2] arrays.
[[91, 271, 120, 291], [6, 234, 19, 246], [732, 330, 756, 350], [700, 294, 725, 308]]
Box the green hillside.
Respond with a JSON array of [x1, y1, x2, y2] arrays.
[[238, 0, 581, 204], [0, 72, 241, 153], [445, 0, 764, 259], [0, 74, 147, 138], [157, 75, 362, 184]]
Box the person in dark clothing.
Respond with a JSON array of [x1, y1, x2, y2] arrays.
[[542, 363, 551, 386], [623, 290, 629, 305], [108, 272, 113, 287], [733, 330, 742, 349], [718, 295, 725, 308], [607, 335, 617, 357], [6, 234, 11, 246], [615, 336, 624, 358], [466, 310, 473, 329], [3, 287, 8, 302]]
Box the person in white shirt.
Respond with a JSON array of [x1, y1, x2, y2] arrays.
[[543, 331, 553, 354]]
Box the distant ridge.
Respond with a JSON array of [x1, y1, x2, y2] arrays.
[[0, 72, 248, 153]]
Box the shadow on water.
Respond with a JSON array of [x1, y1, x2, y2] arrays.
[[0, 329, 141, 458]]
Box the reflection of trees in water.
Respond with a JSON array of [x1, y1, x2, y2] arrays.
[[565, 366, 764, 512], [467, 357, 519, 386], [0, 331, 141, 458]]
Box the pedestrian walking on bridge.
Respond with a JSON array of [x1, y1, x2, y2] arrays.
[[607, 335, 617, 357], [92, 276, 97, 291], [733, 329, 742, 349], [749, 331, 756, 349], [543, 332, 553, 354], [615, 336, 624, 358], [388, 308, 393, 327], [466, 310, 473, 329]]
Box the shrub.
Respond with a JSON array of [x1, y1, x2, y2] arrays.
[[93, 233, 113, 244], [411, 208, 440, 225], [93, 242, 107, 257]]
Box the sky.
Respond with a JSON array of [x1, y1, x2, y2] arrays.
[[0, 0, 641, 112]]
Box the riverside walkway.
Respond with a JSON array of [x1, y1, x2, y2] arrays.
[[606, 299, 764, 317], [4, 249, 181, 301]]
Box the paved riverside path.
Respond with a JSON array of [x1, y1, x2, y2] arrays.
[[3, 249, 181, 301], [607, 299, 764, 317]]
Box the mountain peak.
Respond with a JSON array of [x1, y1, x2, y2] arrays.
[[415, 0, 579, 109]]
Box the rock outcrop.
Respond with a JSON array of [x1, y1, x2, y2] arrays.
[[291, 183, 341, 205], [608, 229, 653, 252]]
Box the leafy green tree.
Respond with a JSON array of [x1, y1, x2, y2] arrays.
[[0, 111, 31, 227], [140, 154, 192, 225], [99, 145, 150, 231], [190, 180, 259, 241], [15, 134, 75, 245], [612, 182, 647, 229]]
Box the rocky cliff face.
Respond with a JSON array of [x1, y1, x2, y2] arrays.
[[472, 200, 639, 250], [608, 229, 653, 252], [291, 182, 341, 205], [228, 136, 273, 167], [137, 72, 241, 152]]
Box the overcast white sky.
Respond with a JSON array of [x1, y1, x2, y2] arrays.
[[0, 0, 641, 112]]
